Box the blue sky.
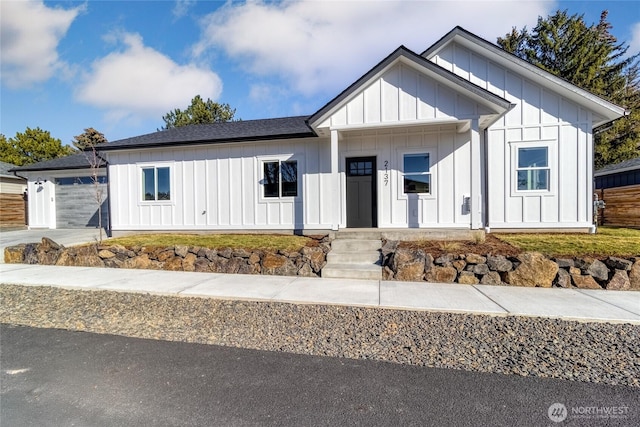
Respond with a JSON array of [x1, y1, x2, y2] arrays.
[[1, 0, 639, 146]]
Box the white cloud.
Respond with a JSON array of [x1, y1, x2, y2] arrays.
[[630, 22, 640, 58], [193, 0, 553, 96], [172, 0, 196, 19], [0, 0, 82, 88], [75, 32, 223, 122]]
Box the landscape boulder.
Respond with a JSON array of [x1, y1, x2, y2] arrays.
[[554, 268, 572, 288], [504, 252, 558, 288], [569, 267, 601, 289], [575, 257, 609, 282], [486, 255, 513, 272], [457, 271, 479, 285], [425, 266, 457, 283], [606, 270, 631, 291], [4, 245, 25, 264]]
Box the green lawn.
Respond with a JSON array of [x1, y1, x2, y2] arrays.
[[104, 227, 639, 258], [496, 227, 640, 258], [105, 233, 313, 252]]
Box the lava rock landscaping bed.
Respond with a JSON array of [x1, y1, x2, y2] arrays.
[[1, 284, 638, 388], [382, 240, 640, 290], [4, 236, 330, 278]]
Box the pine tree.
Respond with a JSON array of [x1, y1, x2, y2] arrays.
[[0, 127, 74, 166], [162, 95, 236, 129], [72, 127, 108, 151]]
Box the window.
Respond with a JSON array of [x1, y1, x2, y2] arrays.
[[142, 167, 170, 201], [263, 160, 298, 198], [55, 176, 107, 185], [403, 153, 431, 194], [517, 147, 549, 191], [348, 160, 373, 176]]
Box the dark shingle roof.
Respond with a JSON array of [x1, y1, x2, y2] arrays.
[[10, 153, 104, 172], [595, 157, 640, 176], [0, 161, 23, 179], [97, 116, 316, 151]]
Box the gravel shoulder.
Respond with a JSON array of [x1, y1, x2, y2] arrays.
[[1, 284, 638, 388]]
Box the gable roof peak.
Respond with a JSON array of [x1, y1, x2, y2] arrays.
[[421, 26, 626, 127]]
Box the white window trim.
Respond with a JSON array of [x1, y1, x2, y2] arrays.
[[510, 140, 556, 197], [257, 155, 302, 203], [397, 148, 437, 200], [137, 162, 174, 205]]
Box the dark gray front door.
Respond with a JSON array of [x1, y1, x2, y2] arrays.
[[346, 157, 377, 228]]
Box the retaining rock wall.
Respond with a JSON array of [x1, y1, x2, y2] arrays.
[[381, 241, 640, 290], [4, 236, 331, 278]]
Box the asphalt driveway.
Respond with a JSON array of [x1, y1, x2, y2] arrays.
[[0, 228, 104, 262]]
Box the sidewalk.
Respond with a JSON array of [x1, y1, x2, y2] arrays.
[[1, 263, 639, 324]]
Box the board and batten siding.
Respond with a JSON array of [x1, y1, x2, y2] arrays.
[[338, 125, 471, 228], [319, 62, 494, 128], [315, 61, 494, 229], [107, 138, 333, 231], [430, 42, 595, 229]]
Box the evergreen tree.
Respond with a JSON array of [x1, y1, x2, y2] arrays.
[[0, 127, 74, 166], [498, 10, 640, 168], [162, 95, 236, 129], [72, 127, 108, 151]]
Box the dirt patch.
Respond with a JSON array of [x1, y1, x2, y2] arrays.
[[398, 235, 522, 258]]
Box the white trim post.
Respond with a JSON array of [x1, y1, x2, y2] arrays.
[[470, 119, 483, 229], [330, 129, 340, 230]]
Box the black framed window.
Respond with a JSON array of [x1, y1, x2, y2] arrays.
[[263, 160, 297, 198]]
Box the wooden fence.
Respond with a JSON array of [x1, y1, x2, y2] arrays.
[[0, 193, 27, 227], [595, 184, 640, 228]]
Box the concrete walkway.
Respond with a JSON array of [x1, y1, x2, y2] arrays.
[[1, 264, 639, 324]]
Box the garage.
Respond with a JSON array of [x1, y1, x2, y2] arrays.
[[12, 154, 109, 231]]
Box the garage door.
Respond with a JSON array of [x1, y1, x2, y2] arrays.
[[55, 180, 109, 229]]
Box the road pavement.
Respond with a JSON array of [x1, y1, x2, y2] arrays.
[[1, 324, 637, 426]]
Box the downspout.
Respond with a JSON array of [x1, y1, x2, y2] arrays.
[[12, 171, 28, 181]]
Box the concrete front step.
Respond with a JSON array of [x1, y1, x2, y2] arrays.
[[335, 231, 383, 240], [330, 239, 381, 252], [326, 251, 381, 264], [322, 236, 382, 280], [321, 263, 382, 280]]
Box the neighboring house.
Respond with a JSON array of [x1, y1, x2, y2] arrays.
[[594, 157, 640, 228], [19, 27, 627, 234], [11, 153, 108, 230], [0, 161, 27, 227]]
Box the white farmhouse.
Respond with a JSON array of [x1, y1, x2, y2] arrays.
[[18, 28, 626, 234]]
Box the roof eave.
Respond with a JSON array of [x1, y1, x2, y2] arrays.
[[11, 164, 103, 172], [97, 132, 318, 152]]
